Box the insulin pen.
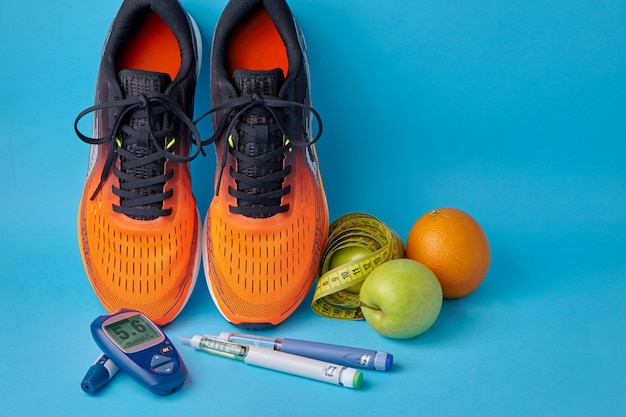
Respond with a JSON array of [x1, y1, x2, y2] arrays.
[[81, 353, 119, 393], [180, 335, 363, 389], [213, 331, 393, 371]]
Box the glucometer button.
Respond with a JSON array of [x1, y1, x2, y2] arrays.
[[154, 362, 175, 374], [160, 345, 173, 355], [150, 354, 171, 367]]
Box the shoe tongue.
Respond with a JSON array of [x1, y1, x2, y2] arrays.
[[118, 69, 171, 97], [232, 68, 285, 148], [230, 69, 286, 218], [232, 68, 284, 97], [117, 69, 172, 148], [115, 70, 173, 221]]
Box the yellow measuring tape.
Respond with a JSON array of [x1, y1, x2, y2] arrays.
[[312, 213, 405, 319]]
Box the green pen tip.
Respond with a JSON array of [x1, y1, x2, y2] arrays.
[[353, 371, 363, 388]]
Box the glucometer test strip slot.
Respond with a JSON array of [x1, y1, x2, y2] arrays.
[[81, 353, 119, 393]]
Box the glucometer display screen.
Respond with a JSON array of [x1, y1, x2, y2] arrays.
[[104, 314, 160, 351]]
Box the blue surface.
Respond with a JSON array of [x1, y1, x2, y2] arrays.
[[2, 0, 625, 415]]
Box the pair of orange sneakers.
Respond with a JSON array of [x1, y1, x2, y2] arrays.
[[74, 0, 328, 328]]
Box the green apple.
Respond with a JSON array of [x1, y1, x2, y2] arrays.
[[359, 258, 442, 339], [329, 246, 371, 293]]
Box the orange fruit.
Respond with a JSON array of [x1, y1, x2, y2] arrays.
[[405, 208, 490, 298]]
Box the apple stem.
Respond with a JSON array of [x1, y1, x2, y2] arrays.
[[357, 301, 380, 311]]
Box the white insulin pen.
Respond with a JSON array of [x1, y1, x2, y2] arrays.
[[179, 335, 363, 389], [214, 331, 393, 371]]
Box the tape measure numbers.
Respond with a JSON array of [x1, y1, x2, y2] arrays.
[[312, 213, 405, 319]]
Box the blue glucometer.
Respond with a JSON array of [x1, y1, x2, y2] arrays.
[[90, 309, 188, 395]]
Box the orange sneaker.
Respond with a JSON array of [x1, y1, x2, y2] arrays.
[[198, 0, 328, 328], [74, 0, 203, 326]]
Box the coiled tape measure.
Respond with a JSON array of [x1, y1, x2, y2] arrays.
[[312, 213, 405, 319]]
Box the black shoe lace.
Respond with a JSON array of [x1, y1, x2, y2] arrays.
[[75, 93, 203, 220], [196, 93, 322, 218]]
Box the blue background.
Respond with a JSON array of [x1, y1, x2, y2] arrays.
[[2, 0, 625, 415]]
